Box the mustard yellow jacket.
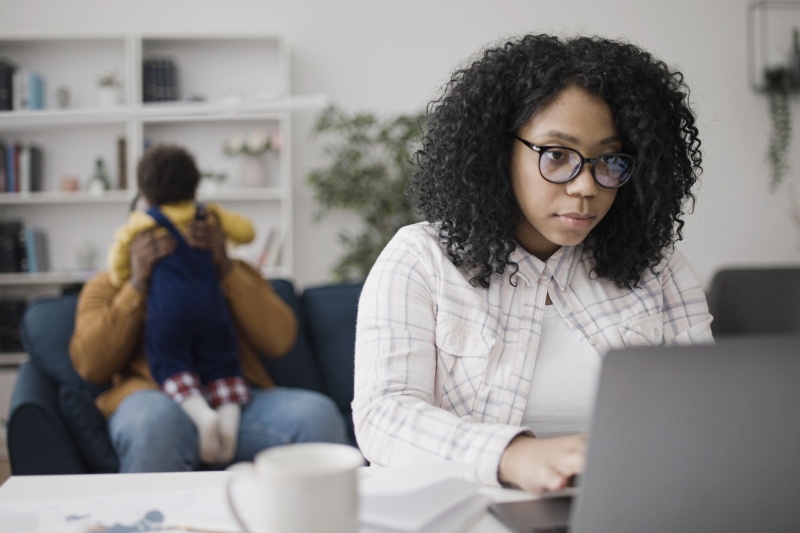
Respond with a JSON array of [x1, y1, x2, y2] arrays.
[[107, 201, 255, 287], [70, 261, 297, 417]]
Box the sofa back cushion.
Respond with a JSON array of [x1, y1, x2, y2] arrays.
[[260, 279, 325, 393], [22, 294, 107, 397], [302, 283, 363, 421]]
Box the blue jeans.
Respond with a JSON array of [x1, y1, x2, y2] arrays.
[[108, 387, 348, 472]]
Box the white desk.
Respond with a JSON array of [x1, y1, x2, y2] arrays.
[[0, 469, 535, 533]]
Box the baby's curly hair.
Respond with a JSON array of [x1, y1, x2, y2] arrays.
[[409, 34, 702, 289], [137, 144, 201, 206]]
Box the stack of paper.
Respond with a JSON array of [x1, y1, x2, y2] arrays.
[[359, 463, 491, 533]]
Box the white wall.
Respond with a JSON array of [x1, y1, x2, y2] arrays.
[[1, 0, 798, 289]]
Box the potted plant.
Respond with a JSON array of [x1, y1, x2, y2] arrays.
[[307, 105, 424, 281], [764, 66, 794, 190], [97, 72, 122, 108], [223, 130, 280, 187]]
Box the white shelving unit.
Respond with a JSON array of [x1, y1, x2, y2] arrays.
[[0, 34, 317, 372], [0, 33, 316, 288]]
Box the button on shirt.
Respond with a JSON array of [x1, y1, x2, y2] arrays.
[[352, 223, 714, 487]]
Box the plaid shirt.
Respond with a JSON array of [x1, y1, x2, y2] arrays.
[[353, 223, 713, 487]]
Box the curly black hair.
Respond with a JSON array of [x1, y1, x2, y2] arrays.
[[409, 34, 702, 289], [137, 144, 201, 206]]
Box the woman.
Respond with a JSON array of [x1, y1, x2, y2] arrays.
[[352, 35, 713, 495]]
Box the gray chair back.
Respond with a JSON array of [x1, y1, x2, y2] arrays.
[[707, 268, 800, 336]]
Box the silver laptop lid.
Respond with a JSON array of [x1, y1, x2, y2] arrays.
[[571, 336, 800, 533]]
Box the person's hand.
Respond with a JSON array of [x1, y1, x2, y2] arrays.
[[129, 229, 176, 294], [186, 213, 232, 279], [498, 434, 587, 495]]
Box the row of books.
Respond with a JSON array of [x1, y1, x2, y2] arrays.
[[0, 221, 49, 274], [143, 57, 179, 102], [0, 60, 45, 111], [0, 142, 43, 193]]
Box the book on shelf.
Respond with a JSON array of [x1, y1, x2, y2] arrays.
[[5, 140, 14, 192], [256, 226, 280, 272], [29, 145, 43, 192], [118, 137, 127, 189], [256, 226, 281, 271], [12, 69, 44, 110], [0, 299, 26, 353], [24, 228, 49, 273], [16, 224, 27, 273], [0, 143, 5, 191], [0, 141, 43, 193], [0, 221, 49, 274], [19, 145, 30, 193], [0, 221, 22, 273], [0, 59, 14, 111], [143, 57, 179, 103]]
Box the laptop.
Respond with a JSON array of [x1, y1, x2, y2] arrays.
[[490, 336, 800, 533]]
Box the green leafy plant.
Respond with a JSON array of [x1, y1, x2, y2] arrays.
[[97, 72, 121, 88], [764, 66, 794, 190], [308, 106, 424, 282]]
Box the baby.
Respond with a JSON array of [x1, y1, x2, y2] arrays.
[[108, 144, 255, 465]]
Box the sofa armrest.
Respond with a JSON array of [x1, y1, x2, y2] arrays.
[[8, 361, 86, 475], [302, 282, 364, 446]]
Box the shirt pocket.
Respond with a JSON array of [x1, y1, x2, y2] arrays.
[[435, 320, 495, 416], [618, 313, 664, 347]]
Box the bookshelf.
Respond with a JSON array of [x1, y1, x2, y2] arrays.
[[0, 34, 314, 370], [0, 33, 317, 281]]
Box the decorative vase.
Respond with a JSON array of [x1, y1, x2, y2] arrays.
[[240, 154, 269, 188], [97, 86, 120, 108], [266, 151, 280, 187]]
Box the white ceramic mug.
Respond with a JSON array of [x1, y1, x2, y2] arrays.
[[225, 443, 365, 533]]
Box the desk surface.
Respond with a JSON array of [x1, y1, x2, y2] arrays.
[[0, 469, 535, 533]]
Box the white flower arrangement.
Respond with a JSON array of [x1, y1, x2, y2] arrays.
[[223, 130, 281, 156]]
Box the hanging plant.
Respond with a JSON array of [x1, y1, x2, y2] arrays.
[[308, 105, 425, 282], [764, 66, 794, 190]]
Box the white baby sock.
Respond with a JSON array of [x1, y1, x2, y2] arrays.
[[180, 395, 221, 464], [216, 402, 241, 465]]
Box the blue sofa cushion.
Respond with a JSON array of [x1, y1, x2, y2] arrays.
[[57, 384, 119, 473], [260, 279, 325, 393], [303, 283, 363, 438], [21, 294, 106, 397]]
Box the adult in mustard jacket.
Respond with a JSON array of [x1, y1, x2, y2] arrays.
[[70, 204, 347, 473]]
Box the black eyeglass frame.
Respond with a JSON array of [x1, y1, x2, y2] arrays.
[[512, 135, 637, 190]]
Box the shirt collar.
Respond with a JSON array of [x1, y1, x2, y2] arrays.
[[510, 242, 583, 291]]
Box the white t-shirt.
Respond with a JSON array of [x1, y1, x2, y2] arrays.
[[521, 303, 602, 438]]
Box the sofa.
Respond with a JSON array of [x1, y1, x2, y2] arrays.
[[7, 279, 363, 475]]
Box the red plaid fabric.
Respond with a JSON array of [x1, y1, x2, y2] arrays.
[[205, 376, 251, 408], [162, 371, 202, 403]]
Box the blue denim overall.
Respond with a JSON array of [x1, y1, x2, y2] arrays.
[[144, 205, 241, 386]]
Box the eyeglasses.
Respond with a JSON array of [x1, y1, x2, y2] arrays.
[[512, 135, 637, 189]]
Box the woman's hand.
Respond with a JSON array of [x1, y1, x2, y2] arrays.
[[498, 434, 587, 494], [186, 214, 232, 279], [129, 229, 176, 294]]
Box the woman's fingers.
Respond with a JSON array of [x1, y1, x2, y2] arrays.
[[551, 435, 587, 478], [499, 434, 588, 495]]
